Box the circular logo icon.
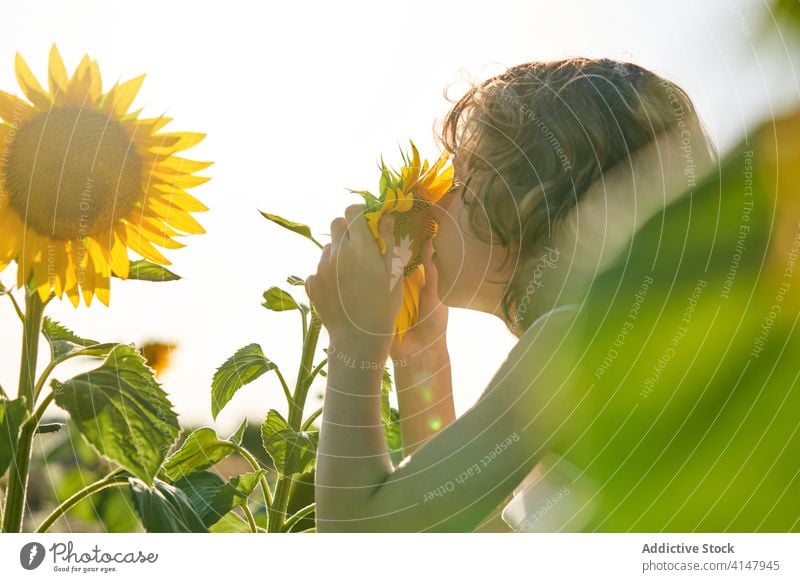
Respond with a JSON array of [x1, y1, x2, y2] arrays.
[[19, 542, 46, 570]]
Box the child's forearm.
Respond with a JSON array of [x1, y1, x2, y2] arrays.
[[392, 339, 455, 456]]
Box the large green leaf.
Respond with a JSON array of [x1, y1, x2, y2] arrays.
[[161, 428, 235, 482], [128, 477, 207, 532], [161, 420, 246, 482], [53, 345, 180, 485], [125, 259, 181, 282], [259, 211, 323, 248], [262, 287, 300, 312], [209, 511, 251, 533], [0, 397, 28, 476], [261, 409, 318, 476], [175, 470, 263, 527], [41, 318, 116, 363], [211, 344, 278, 419]]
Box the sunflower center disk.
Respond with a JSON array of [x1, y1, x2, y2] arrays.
[[393, 197, 439, 277], [5, 108, 142, 240]]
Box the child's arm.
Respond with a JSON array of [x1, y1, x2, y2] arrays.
[[315, 306, 580, 532]]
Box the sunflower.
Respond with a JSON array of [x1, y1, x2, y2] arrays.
[[351, 140, 453, 343], [0, 45, 210, 307]]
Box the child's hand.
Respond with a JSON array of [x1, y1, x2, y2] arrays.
[[306, 204, 403, 358], [389, 237, 449, 361]]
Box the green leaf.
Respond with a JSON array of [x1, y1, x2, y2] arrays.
[[42, 317, 116, 362], [174, 471, 225, 526], [53, 345, 180, 485], [0, 397, 28, 476], [259, 211, 323, 248], [128, 477, 207, 532], [175, 470, 264, 527], [262, 287, 300, 312], [209, 510, 251, 533], [161, 428, 236, 482], [287, 275, 305, 286], [123, 259, 181, 282], [347, 189, 381, 211], [380, 367, 402, 453], [230, 419, 248, 445], [211, 344, 278, 419], [261, 409, 318, 476]]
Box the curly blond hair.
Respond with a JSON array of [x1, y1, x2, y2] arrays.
[[437, 58, 715, 334]]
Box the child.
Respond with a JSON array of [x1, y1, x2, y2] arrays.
[[306, 57, 715, 531]]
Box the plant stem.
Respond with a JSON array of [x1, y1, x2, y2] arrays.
[[266, 307, 321, 533], [32, 359, 58, 404], [241, 503, 258, 533], [274, 369, 293, 409], [2, 291, 45, 533], [283, 502, 315, 532], [19, 291, 45, 408], [288, 309, 321, 429], [267, 476, 294, 533], [36, 471, 128, 533], [307, 358, 328, 386], [301, 406, 323, 431], [4, 289, 25, 322], [229, 442, 273, 508]]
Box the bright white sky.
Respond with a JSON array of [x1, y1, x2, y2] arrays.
[[0, 0, 797, 434]]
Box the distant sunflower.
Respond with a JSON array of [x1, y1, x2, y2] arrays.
[[140, 340, 178, 377], [0, 45, 210, 306], [351, 141, 452, 343]]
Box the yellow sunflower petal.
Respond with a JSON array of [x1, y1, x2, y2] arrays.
[[151, 186, 209, 212], [139, 213, 182, 237], [124, 223, 170, 264], [64, 277, 80, 307], [62, 239, 78, 291], [47, 45, 69, 98], [64, 56, 94, 106], [94, 270, 111, 306], [364, 210, 386, 254], [51, 243, 68, 297], [134, 221, 185, 249], [16, 228, 40, 288], [0, 210, 22, 262], [156, 156, 213, 173], [148, 132, 206, 155], [85, 60, 103, 103], [86, 238, 111, 278], [80, 260, 95, 306], [152, 172, 211, 189], [143, 197, 206, 234], [103, 74, 145, 117], [109, 230, 130, 278], [14, 53, 51, 110], [0, 90, 35, 124], [30, 237, 52, 302]]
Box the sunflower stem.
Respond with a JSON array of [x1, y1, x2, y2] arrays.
[[36, 470, 128, 533], [268, 308, 321, 532], [2, 290, 46, 532], [4, 289, 25, 323], [241, 502, 258, 533]]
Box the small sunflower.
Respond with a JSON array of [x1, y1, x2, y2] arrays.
[[140, 340, 178, 377], [350, 140, 453, 343], [0, 45, 210, 306]]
